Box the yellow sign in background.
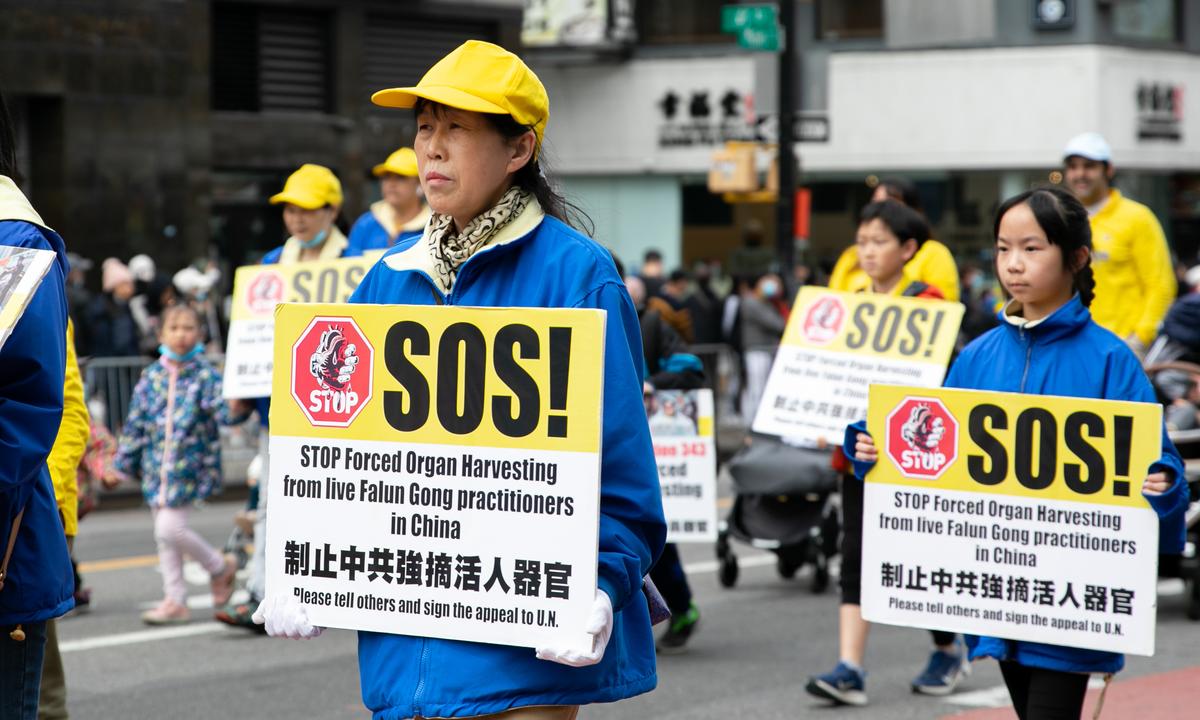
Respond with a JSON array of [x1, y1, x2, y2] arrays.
[[781, 287, 963, 363], [229, 256, 380, 322], [271, 303, 606, 454], [867, 384, 1163, 509]]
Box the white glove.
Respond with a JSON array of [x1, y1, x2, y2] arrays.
[[251, 593, 324, 640], [534, 589, 613, 667]]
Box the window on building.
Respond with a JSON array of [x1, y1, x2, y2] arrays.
[[211, 3, 333, 113], [1111, 0, 1180, 43], [637, 0, 727, 44], [816, 0, 883, 40], [363, 14, 498, 111]]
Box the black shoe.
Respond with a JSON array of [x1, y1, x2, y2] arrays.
[[656, 603, 699, 654]]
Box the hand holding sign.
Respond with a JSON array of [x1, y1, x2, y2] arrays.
[[534, 589, 613, 667]]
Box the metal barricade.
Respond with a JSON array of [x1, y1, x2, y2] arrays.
[[81, 356, 153, 435]]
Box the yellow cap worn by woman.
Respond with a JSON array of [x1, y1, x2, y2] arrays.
[[349, 148, 430, 253], [254, 40, 666, 720], [262, 164, 356, 264]]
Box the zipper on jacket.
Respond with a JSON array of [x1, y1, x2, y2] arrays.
[[412, 637, 430, 712], [158, 363, 178, 507], [1019, 327, 1033, 393]]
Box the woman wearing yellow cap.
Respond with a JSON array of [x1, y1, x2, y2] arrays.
[[252, 40, 665, 719], [261, 163, 357, 264], [216, 163, 362, 631], [347, 148, 431, 254]]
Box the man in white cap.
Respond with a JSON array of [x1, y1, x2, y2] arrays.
[[1063, 132, 1175, 355]]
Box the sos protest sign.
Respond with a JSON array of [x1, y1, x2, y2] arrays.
[[649, 389, 717, 543], [861, 384, 1163, 656], [266, 303, 604, 653], [752, 287, 963, 446], [0, 245, 56, 351], [223, 256, 378, 398]]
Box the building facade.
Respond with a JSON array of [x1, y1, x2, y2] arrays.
[[530, 0, 1200, 276]]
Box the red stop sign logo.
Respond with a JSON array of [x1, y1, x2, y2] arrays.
[[885, 396, 958, 480], [290, 316, 373, 427], [247, 271, 285, 315], [802, 295, 846, 345]]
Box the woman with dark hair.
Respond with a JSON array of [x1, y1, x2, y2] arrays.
[[829, 177, 961, 302], [252, 40, 665, 719], [844, 186, 1186, 719], [0, 89, 75, 720]]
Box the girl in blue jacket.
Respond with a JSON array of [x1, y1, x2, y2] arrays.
[[847, 185, 1187, 719], [253, 40, 666, 720]]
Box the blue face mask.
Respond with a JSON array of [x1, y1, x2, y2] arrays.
[[300, 227, 329, 250], [160, 342, 205, 362], [761, 280, 780, 298]]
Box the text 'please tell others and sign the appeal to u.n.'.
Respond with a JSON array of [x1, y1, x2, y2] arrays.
[[861, 384, 1165, 656], [265, 302, 606, 653]]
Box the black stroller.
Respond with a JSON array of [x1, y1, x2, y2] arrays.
[[1144, 292, 1200, 618], [716, 432, 841, 591]]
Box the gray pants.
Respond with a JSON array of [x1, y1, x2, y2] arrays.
[[247, 431, 270, 600]]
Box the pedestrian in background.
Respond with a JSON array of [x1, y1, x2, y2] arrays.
[[1061, 132, 1176, 356], [85, 258, 141, 357], [0, 90, 75, 720], [347, 147, 431, 254], [254, 39, 665, 720], [828, 177, 960, 301], [846, 186, 1186, 719], [738, 272, 787, 421], [114, 304, 247, 625], [217, 163, 362, 630]]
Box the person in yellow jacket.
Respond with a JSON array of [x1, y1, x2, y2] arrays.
[[39, 319, 90, 720], [828, 178, 959, 302], [1062, 132, 1176, 353]]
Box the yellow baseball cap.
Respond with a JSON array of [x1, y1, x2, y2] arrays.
[[269, 164, 343, 209], [371, 40, 549, 150], [373, 148, 419, 178]]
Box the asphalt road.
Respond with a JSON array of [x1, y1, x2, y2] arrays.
[[60, 497, 1200, 720]]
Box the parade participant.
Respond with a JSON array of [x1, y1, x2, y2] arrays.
[[0, 90, 74, 720], [39, 319, 90, 720], [217, 163, 361, 630], [739, 272, 787, 421], [114, 304, 247, 625], [1061, 132, 1175, 355], [253, 39, 665, 719], [845, 186, 1186, 719], [347, 147, 431, 254], [828, 177, 960, 301], [807, 200, 963, 707]]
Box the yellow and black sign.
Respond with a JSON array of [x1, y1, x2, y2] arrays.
[[867, 385, 1163, 509], [780, 287, 962, 363], [271, 303, 606, 453], [229, 255, 381, 322]]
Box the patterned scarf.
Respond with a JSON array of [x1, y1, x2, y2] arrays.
[[428, 186, 529, 291]]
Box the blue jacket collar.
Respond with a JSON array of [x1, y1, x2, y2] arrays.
[[998, 294, 1090, 344]]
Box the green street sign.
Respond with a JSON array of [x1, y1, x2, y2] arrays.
[[721, 4, 778, 33], [738, 23, 779, 51]]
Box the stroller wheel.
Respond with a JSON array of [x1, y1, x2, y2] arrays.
[[719, 554, 739, 588], [776, 556, 799, 580], [811, 553, 830, 594]]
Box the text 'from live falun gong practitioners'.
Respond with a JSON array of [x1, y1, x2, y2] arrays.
[[265, 302, 607, 653], [860, 384, 1164, 656]]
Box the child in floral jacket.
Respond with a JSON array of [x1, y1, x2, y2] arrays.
[[116, 304, 250, 624]]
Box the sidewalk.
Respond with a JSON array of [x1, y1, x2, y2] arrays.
[[942, 666, 1200, 719]]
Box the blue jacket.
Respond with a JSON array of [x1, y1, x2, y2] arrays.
[[347, 203, 666, 718], [0, 193, 75, 624], [345, 202, 428, 256], [844, 296, 1186, 675]]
